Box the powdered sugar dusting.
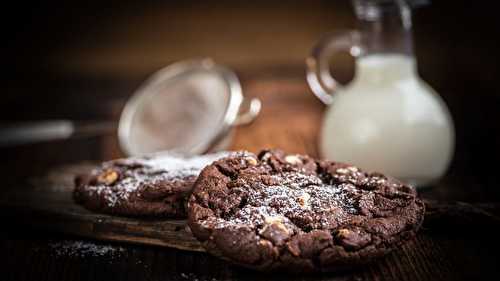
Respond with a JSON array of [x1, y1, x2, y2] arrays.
[[48, 240, 125, 258], [215, 171, 362, 231], [84, 152, 231, 207], [137, 152, 231, 178]]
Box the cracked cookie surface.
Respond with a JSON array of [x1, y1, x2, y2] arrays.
[[187, 149, 425, 272], [74, 152, 229, 217]]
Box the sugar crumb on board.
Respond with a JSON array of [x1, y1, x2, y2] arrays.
[[47, 239, 126, 259]]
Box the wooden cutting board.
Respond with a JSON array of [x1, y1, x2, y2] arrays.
[[3, 162, 500, 257], [0, 164, 204, 252]]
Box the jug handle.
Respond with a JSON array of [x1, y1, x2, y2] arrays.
[[306, 30, 362, 105]]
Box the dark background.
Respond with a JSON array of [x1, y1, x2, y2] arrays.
[[2, 1, 500, 190], [1, 1, 500, 280]]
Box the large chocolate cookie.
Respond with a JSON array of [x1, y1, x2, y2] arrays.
[[188, 150, 425, 272], [74, 152, 229, 217]]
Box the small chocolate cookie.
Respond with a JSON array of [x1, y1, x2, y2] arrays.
[[74, 152, 229, 217], [188, 150, 425, 272]]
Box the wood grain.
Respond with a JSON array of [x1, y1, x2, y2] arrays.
[[0, 164, 204, 252], [0, 174, 456, 281], [3, 163, 498, 281], [2, 76, 497, 280], [231, 78, 323, 157]]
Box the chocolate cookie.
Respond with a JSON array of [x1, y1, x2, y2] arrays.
[[188, 150, 425, 272], [74, 152, 229, 217]]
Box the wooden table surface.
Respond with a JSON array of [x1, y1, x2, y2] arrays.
[[1, 71, 499, 281], [2, 1, 500, 280]]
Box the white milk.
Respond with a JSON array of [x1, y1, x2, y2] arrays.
[[320, 54, 454, 186]]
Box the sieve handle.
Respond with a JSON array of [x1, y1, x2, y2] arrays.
[[234, 97, 262, 126], [0, 120, 116, 147]]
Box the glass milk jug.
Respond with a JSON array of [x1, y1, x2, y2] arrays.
[[306, 0, 454, 187]]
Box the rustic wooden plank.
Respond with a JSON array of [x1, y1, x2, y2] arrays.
[[0, 164, 203, 253], [1, 164, 486, 281]]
